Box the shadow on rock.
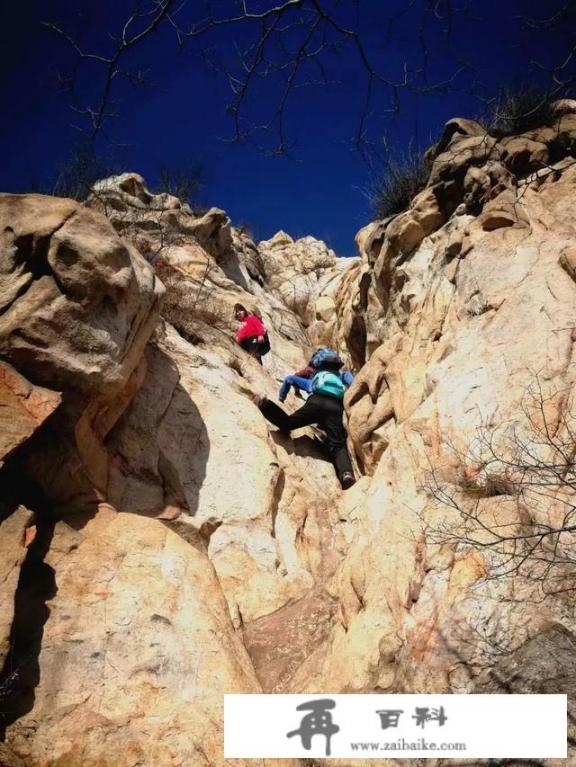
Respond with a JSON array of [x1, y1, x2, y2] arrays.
[[271, 431, 334, 467], [105, 343, 210, 519], [0, 512, 56, 738]]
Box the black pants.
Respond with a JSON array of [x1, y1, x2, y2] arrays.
[[259, 395, 354, 481], [240, 336, 263, 365]]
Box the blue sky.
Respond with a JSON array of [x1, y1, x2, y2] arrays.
[[1, 1, 574, 255]]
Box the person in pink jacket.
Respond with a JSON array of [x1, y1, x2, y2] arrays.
[[234, 303, 267, 364]]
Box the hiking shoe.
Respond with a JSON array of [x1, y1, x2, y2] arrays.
[[341, 472, 355, 490]]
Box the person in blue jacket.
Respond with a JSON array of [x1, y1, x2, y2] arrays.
[[261, 349, 356, 489], [278, 349, 354, 402]]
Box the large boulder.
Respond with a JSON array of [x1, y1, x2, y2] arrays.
[[90, 173, 234, 259], [0, 194, 163, 396], [0, 193, 165, 520], [4, 509, 284, 767]]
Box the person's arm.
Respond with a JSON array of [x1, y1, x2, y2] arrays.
[[236, 321, 250, 343], [341, 371, 354, 387], [294, 365, 315, 378]]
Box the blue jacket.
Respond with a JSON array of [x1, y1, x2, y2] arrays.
[[279, 370, 354, 401]]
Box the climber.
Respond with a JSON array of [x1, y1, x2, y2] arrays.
[[278, 348, 354, 402], [258, 352, 356, 489], [234, 303, 270, 364]]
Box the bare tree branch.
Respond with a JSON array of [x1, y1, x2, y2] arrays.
[[44, 0, 576, 155], [424, 375, 576, 595]]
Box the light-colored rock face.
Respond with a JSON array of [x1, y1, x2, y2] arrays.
[[5, 509, 267, 767], [0, 175, 352, 765], [329, 105, 576, 375], [3, 107, 576, 764], [258, 229, 358, 329], [106, 322, 348, 626], [308, 109, 576, 716], [0, 192, 165, 524]]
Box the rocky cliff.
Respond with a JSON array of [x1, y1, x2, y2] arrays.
[[2, 101, 576, 766]]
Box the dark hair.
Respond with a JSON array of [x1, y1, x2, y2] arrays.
[[234, 303, 248, 315], [317, 359, 343, 372]]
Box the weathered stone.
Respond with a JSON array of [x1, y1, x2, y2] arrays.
[[428, 134, 497, 187], [475, 624, 576, 706], [315, 294, 336, 321], [243, 589, 337, 692], [559, 244, 576, 282], [4, 511, 278, 767], [386, 212, 426, 254], [258, 230, 341, 326], [0, 506, 34, 668], [318, 158, 576, 718], [0, 194, 163, 396], [551, 98, 576, 117], [499, 135, 549, 175], [90, 173, 233, 259], [411, 187, 445, 235], [479, 188, 530, 230], [0, 361, 61, 464], [462, 160, 515, 212], [425, 117, 487, 166], [0, 744, 27, 767]]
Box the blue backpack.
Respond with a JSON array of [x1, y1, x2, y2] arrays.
[[312, 371, 346, 399], [310, 348, 344, 370]]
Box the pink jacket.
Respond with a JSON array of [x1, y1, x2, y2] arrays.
[[236, 314, 266, 343]]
